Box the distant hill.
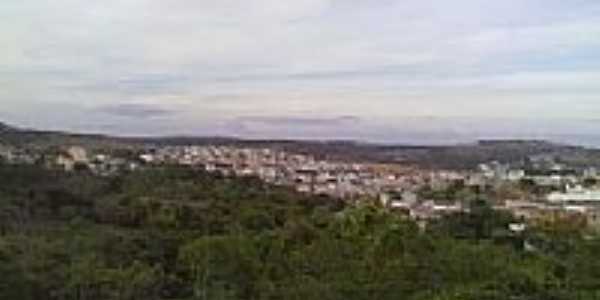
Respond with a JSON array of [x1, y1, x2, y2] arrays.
[[0, 121, 132, 149], [375, 140, 572, 169], [229, 139, 596, 170], [2, 120, 600, 169], [0, 121, 17, 133]]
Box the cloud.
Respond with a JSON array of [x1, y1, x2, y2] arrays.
[[2, 0, 600, 142], [234, 115, 361, 128], [227, 115, 361, 136], [76, 73, 189, 96], [96, 103, 177, 119], [223, 115, 368, 140]]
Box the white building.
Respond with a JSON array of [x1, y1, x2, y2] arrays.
[[547, 186, 600, 204]]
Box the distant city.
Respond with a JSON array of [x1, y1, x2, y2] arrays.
[[4, 129, 600, 230]]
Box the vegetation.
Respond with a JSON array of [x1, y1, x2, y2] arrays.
[[1, 163, 600, 299]]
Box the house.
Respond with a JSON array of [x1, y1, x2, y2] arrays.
[[53, 146, 89, 171], [499, 200, 549, 219], [509, 223, 527, 233], [0, 145, 14, 162], [507, 169, 526, 181], [547, 185, 600, 205], [139, 153, 156, 163], [56, 152, 76, 171], [66, 146, 88, 163]]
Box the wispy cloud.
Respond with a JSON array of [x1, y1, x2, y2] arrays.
[[96, 103, 177, 119], [233, 115, 361, 129], [2, 0, 600, 142]]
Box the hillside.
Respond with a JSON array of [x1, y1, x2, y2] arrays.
[[376, 140, 587, 169], [0, 121, 17, 133]]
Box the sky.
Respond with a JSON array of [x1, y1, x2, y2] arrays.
[[1, 0, 600, 145]]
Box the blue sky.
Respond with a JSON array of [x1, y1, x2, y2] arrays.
[[1, 0, 600, 144]]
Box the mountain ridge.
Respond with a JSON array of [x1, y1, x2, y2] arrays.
[[0, 120, 571, 147]]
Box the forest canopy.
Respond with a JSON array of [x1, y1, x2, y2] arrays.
[[1, 163, 600, 299]]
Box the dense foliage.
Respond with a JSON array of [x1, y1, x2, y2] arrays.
[[1, 163, 600, 299]]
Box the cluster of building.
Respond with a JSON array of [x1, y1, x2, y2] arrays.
[[382, 158, 600, 227], [138, 145, 436, 199], [381, 185, 600, 228], [0, 144, 139, 175], [4, 142, 600, 228], [139, 146, 600, 228], [474, 158, 597, 186], [0, 144, 39, 164]]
